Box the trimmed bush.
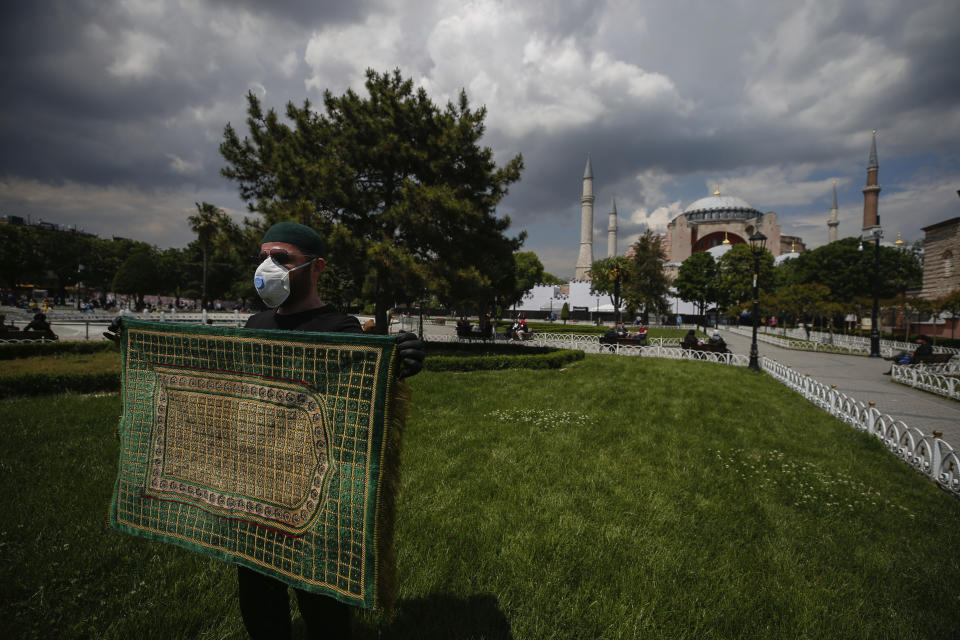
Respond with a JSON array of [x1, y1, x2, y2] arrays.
[[0, 371, 120, 397], [0, 340, 116, 360], [424, 342, 584, 372]]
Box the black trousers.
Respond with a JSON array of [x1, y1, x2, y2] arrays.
[[237, 565, 352, 640]]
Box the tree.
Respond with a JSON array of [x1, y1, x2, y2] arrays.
[[789, 237, 922, 303], [773, 283, 831, 331], [220, 69, 524, 332], [673, 251, 718, 322], [511, 251, 545, 306], [36, 228, 90, 302], [560, 302, 570, 324], [589, 256, 629, 322], [0, 224, 43, 292], [624, 231, 670, 322], [112, 246, 163, 310], [718, 243, 776, 315], [541, 271, 564, 285], [188, 202, 240, 309]]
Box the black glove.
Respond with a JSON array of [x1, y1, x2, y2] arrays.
[[103, 316, 123, 343], [395, 332, 424, 379]]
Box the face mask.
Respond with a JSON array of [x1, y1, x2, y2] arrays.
[[253, 256, 314, 308]]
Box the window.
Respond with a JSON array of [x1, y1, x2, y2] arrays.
[[944, 250, 954, 278]]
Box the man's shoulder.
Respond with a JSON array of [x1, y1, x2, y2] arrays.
[[245, 306, 363, 333]]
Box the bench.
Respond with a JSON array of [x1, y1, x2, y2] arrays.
[[456, 323, 495, 341], [912, 353, 954, 365], [693, 343, 728, 354], [599, 336, 647, 347]]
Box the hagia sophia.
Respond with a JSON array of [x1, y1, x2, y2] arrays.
[[520, 131, 960, 324]]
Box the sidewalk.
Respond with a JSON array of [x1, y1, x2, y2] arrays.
[[719, 328, 960, 445]]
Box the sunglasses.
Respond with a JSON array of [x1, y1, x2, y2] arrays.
[[256, 249, 317, 265]]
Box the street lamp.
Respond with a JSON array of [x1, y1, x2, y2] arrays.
[[862, 226, 883, 357], [748, 230, 767, 371]]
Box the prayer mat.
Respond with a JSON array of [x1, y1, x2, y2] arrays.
[[108, 319, 407, 612]]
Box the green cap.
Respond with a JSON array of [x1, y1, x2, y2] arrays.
[[261, 222, 325, 256]]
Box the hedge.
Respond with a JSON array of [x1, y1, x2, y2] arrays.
[[0, 372, 120, 398], [0, 340, 116, 360], [424, 348, 584, 372]]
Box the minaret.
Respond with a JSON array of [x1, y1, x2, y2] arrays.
[[827, 180, 839, 243], [574, 153, 595, 280], [607, 197, 618, 257], [861, 130, 881, 231]]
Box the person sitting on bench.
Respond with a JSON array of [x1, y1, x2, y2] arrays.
[[883, 334, 932, 374]]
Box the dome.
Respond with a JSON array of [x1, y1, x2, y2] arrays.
[[682, 188, 762, 223]]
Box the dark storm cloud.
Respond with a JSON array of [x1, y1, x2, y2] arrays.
[[0, 0, 957, 260], [205, 0, 371, 25]]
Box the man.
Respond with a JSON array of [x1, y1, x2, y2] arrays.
[[883, 334, 932, 375], [108, 221, 424, 639], [244, 221, 423, 639]]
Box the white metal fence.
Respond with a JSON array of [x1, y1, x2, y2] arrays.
[[891, 364, 960, 401], [725, 326, 874, 355], [772, 327, 960, 356], [763, 358, 960, 497]]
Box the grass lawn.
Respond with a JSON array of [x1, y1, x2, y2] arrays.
[[0, 351, 120, 376], [2, 356, 959, 639]]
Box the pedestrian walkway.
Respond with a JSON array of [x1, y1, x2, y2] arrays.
[[719, 328, 960, 445]]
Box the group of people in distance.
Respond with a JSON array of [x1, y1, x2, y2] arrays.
[[509, 314, 530, 340], [682, 328, 727, 352], [609, 321, 648, 341]]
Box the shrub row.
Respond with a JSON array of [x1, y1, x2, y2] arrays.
[[424, 348, 584, 372], [0, 340, 116, 360], [426, 342, 555, 357], [0, 372, 120, 398]]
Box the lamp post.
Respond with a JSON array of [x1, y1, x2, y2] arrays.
[[862, 226, 883, 357], [748, 230, 767, 371]]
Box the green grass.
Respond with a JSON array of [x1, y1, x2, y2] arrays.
[[0, 351, 120, 376], [2, 358, 959, 639]]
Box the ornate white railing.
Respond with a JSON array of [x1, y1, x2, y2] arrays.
[[726, 327, 872, 355], [528, 333, 681, 351], [596, 343, 748, 365], [763, 358, 960, 497], [780, 327, 960, 356], [891, 365, 960, 401]]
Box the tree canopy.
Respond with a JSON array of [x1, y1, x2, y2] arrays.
[[220, 68, 524, 331], [673, 251, 718, 317]]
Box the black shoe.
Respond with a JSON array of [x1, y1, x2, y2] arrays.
[[883, 371, 891, 375]]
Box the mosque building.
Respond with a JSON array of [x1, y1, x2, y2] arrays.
[[661, 186, 784, 276]]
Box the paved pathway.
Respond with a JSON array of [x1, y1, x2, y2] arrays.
[[718, 328, 960, 445]]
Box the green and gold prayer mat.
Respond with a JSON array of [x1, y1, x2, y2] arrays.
[[108, 319, 406, 612]]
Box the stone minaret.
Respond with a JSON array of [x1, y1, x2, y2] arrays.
[[861, 130, 881, 231], [607, 197, 618, 257], [827, 180, 839, 243], [574, 153, 595, 280]]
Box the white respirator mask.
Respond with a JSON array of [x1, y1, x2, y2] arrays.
[[253, 256, 314, 308]]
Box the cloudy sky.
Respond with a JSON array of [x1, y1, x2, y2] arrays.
[[3, 0, 959, 278]]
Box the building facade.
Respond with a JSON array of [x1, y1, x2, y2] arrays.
[[920, 217, 960, 300], [662, 187, 782, 266]]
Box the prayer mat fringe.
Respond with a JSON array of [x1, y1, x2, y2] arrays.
[[374, 377, 410, 616]]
